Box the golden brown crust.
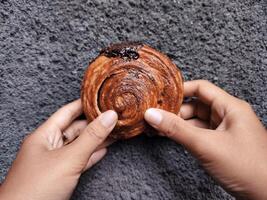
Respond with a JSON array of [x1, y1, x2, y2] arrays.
[[81, 43, 183, 139]]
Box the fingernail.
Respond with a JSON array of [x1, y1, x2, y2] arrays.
[[98, 110, 118, 128], [145, 108, 162, 126]]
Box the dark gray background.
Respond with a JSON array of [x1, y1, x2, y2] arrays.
[[0, 0, 266, 199]]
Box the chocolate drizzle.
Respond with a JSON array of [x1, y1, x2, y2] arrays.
[[101, 42, 143, 60]]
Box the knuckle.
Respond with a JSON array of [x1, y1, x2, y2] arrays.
[[236, 99, 252, 111], [200, 79, 210, 85], [85, 122, 105, 142], [198, 80, 211, 88], [195, 80, 213, 96], [164, 118, 179, 138]]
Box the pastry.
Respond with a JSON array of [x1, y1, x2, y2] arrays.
[[81, 42, 183, 139]]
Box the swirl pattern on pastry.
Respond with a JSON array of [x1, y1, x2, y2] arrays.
[[81, 42, 183, 139]]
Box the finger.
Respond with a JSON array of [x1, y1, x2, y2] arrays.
[[145, 108, 214, 151], [63, 120, 115, 147], [63, 120, 88, 145], [83, 148, 107, 172], [186, 118, 210, 129], [184, 80, 238, 120], [66, 110, 117, 161], [184, 80, 232, 106], [180, 100, 210, 120], [44, 99, 83, 131]]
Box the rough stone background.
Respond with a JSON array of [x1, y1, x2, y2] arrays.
[[0, 0, 266, 199]]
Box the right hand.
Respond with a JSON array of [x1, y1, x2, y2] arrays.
[[145, 80, 267, 200]]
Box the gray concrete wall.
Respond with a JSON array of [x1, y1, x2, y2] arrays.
[[0, 0, 266, 199]]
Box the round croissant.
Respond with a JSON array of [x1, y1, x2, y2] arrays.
[[81, 42, 183, 139]]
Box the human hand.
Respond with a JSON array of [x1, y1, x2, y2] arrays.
[[144, 80, 267, 200], [0, 99, 118, 200]]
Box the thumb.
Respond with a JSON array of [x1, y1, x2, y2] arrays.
[[144, 108, 212, 151], [66, 110, 118, 161]]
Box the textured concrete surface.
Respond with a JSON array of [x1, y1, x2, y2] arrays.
[[0, 0, 266, 199]]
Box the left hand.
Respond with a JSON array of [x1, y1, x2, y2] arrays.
[[0, 99, 118, 200]]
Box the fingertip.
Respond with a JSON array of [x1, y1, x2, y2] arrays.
[[104, 110, 118, 117], [144, 108, 163, 126], [109, 110, 118, 121], [98, 110, 118, 129]]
